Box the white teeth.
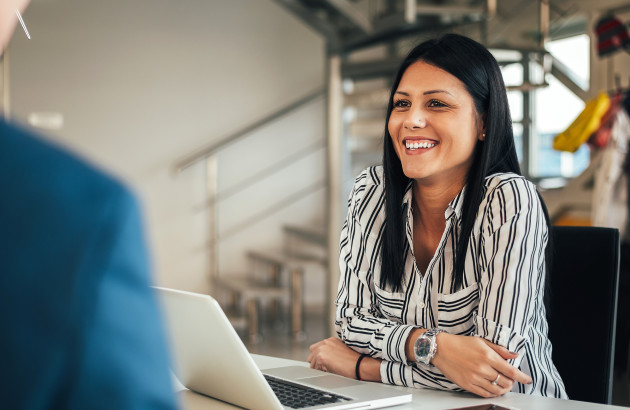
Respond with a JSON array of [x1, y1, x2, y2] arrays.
[[406, 141, 436, 150]]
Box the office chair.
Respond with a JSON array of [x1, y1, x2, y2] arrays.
[[547, 226, 620, 404]]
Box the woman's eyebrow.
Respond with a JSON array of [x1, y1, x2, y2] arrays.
[[424, 89, 453, 96], [394, 90, 454, 96]]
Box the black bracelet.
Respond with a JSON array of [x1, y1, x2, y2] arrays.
[[355, 353, 368, 380]]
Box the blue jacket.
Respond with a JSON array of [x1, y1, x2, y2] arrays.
[[0, 120, 177, 409]]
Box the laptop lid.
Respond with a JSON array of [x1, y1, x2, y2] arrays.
[[155, 287, 411, 410]]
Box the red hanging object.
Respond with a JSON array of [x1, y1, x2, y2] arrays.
[[595, 15, 630, 57]]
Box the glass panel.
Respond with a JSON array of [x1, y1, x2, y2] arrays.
[[507, 91, 523, 123], [546, 34, 590, 89], [531, 33, 590, 179], [533, 74, 587, 178], [512, 123, 523, 164], [533, 131, 590, 178], [501, 63, 524, 88]]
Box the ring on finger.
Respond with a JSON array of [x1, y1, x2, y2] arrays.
[[491, 374, 501, 386]]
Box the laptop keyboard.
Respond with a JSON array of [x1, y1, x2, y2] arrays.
[[264, 374, 351, 409]]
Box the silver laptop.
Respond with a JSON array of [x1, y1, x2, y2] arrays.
[[155, 287, 412, 410]]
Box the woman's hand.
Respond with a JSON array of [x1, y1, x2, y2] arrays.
[[308, 338, 383, 381], [307, 337, 359, 379], [431, 333, 532, 398]]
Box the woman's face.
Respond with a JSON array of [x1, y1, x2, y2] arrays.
[[388, 60, 483, 187]]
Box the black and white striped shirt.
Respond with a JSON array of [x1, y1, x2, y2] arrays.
[[335, 166, 567, 398]]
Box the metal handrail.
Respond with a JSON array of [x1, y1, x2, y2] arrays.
[[192, 139, 326, 212], [218, 179, 326, 241], [174, 87, 325, 172], [175, 87, 327, 290], [192, 179, 326, 255]]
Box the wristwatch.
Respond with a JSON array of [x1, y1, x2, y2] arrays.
[[414, 328, 444, 365]]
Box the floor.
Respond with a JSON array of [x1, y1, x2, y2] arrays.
[[242, 307, 630, 407]]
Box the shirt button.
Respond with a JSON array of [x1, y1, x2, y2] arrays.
[[418, 302, 425, 309], [499, 331, 508, 343]]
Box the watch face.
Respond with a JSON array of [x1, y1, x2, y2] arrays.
[[415, 337, 431, 358]]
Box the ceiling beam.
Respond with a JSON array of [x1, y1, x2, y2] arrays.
[[272, 0, 339, 44], [324, 0, 373, 34], [342, 58, 400, 80], [416, 4, 485, 17]]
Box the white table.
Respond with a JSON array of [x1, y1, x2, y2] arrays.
[[177, 354, 628, 410]]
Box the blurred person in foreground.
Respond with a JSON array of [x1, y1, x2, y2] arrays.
[[0, 1, 177, 408]]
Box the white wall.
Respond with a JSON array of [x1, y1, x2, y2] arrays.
[[8, 0, 326, 298]]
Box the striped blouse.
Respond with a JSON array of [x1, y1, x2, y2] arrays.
[[335, 166, 567, 398]]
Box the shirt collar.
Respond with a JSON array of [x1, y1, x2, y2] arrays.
[[446, 186, 466, 221]]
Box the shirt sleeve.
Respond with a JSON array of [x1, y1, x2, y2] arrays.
[[380, 360, 465, 391], [334, 169, 416, 363], [473, 177, 548, 368]]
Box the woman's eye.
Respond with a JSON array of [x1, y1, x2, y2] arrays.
[[393, 99, 410, 108], [428, 99, 447, 108]]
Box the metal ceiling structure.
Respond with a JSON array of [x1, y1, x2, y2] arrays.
[[272, 0, 570, 52]]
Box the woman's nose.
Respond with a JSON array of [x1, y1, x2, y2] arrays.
[[403, 114, 427, 130]]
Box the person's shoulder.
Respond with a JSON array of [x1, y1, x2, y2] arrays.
[[483, 172, 537, 196], [0, 120, 134, 215], [481, 172, 542, 222], [348, 166, 385, 203], [353, 166, 385, 190], [346, 166, 386, 221]]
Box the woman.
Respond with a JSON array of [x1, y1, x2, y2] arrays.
[[308, 34, 567, 399]]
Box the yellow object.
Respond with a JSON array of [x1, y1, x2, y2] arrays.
[[553, 92, 610, 152], [553, 217, 591, 227]]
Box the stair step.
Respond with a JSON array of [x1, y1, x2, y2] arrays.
[[215, 276, 290, 299], [284, 225, 327, 247], [247, 250, 327, 268]]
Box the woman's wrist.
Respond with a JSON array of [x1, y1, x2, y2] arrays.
[[355, 354, 368, 380], [430, 331, 447, 366], [358, 356, 382, 382]]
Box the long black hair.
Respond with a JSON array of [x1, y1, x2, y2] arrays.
[[380, 33, 551, 292]]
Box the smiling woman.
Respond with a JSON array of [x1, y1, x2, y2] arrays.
[[307, 34, 568, 400]]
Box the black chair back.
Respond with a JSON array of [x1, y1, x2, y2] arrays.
[[547, 226, 620, 404]]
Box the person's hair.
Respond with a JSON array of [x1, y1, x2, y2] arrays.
[[380, 33, 552, 292]]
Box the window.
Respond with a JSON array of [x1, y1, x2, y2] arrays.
[[534, 34, 590, 179], [498, 34, 591, 181]]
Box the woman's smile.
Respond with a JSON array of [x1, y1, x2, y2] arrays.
[[403, 138, 439, 153]]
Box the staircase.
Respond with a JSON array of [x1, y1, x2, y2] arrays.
[[172, 88, 329, 342], [173, 74, 390, 344]]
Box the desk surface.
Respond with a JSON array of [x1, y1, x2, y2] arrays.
[[178, 354, 627, 410]]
